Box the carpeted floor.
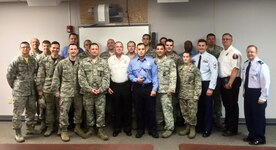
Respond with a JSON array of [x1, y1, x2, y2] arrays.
[[179, 144, 276, 150], [0, 121, 275, 150]]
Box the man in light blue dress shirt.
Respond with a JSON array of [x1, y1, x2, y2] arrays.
[[192, 39, 218, 137], [127, 43, 159, 138], [60, 33, 83, 58], [242, 45, 270, 145]]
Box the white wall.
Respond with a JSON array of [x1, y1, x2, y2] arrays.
[[149, 0, 276, 118], [0, 1, 79, 115]]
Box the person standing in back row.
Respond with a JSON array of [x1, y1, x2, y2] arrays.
[[242, 45, 270, 145], [218, 33, 242, 136]]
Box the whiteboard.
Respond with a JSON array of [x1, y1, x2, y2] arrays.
[[79, 25, 150, 53]]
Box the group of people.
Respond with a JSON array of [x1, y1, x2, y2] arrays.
[[6, 32, 270, 146]]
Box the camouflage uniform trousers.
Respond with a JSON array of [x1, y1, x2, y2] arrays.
[[179, 98, 198, 126], [44, 93, 59, 127], [12, 96, 36, 129], [59, 96, 83, 129], [83, 94, 106, 128], [156, 93, 174, 131]]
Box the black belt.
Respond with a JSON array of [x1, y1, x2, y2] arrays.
[[134, 83, 152, 87]]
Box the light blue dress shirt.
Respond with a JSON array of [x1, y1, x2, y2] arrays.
[[127, 56, 158, 92], [241, 57, 270, 101], [192, 51, 218, 89], [60, 45, 84, 58]]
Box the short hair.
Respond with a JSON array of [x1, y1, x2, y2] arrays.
[[182, 51, 191, 57], [127, 41, 136, 46], [247, 45, 258, 52], [142, 34, 151, 39], [206, 33, 216, 39], [51, 41, 60, 46], [222, 33, 233, 39], [184, 40, 193, 46], [42, 40, 51, 45], [84, 39, 92, 44], [20, 41, 30, 46], [68, 44, 77, 49], [115, 41, 123, 46], [137, 43, 145, 47], [69, 33, 78, 38], [155, 43, 165, 49], [165, 39, 174, 44], [197, 39, 207, 45], [159, 37, 167, 41], [90, 43, 99, 48]]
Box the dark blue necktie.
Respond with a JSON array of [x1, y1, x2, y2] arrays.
[[197, 55, 201, 70], [244, 61, 251, 88]]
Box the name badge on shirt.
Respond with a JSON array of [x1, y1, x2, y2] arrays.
[[203, 59, 208, 63]]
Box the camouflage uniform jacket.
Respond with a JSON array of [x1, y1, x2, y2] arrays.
[[100, 50, 113, 61], [78, 51, 90, 60], [78, 57, 110, 95], [7, 55, 37, 97], [166, 52, 181, 67], [51, 57, 81, 97], [30, 50, 42, 61], [177, 63, 202, 100], [36, 55, 63, 93], [207, 45, 223, 59], [146, 47, 156, 58], [155, 56, 177, 93]]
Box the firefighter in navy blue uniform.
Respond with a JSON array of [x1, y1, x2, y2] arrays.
[[242, 45, 270, 145]]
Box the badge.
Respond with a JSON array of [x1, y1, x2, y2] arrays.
[[232, 54, 238, 59], [213, 63, 217, 69], [203, 59, 208, 63]]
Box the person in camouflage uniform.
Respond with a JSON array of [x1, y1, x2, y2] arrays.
[[51, 44, 86, 142], [6, 41, 38, 143], [100, 38, 115, 125], [206, 33, 224, 130], [178, 52, 202, 139], [36, 41, 63, 136], [36, 40, 51, 132], [165, 39, 183, 127], [155, 43, 176, 138], [78, 43, 110, 141], [142, 34, 156, 58], [78, 39, 92, 60]]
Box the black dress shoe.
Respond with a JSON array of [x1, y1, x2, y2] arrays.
[[249, 140, 266, 145], [125, 131, 132, 136], [149, 131, 159, 138], [202, 132, 211, 137], [222, 131, 237, 136], [135, 131, 144, 138], [113, 131, 120, 137]]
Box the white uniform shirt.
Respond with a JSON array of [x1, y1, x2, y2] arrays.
[[192, 51, 218, 89], [108, 54, 130, 83], [218, 45, 242, 78], [241, 57, 270, 101]]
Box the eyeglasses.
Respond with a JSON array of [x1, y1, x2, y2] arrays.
[[222, 38, 232, 41]]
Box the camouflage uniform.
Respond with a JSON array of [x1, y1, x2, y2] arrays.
[[78, 57, 110, 128], [178, 63, 201, 126], [36, 55, 63, 129], [207, 45, 223, 128], [166, 52, 182, 124], [78, 51, 90, 60], [155, 56, 176, 132], [100, 50, 113, 124], [7, 56, 38, 130], [51, 58, 83, 130], [146, 47, 156, 58]]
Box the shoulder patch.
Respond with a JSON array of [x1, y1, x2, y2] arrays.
[[258, 60, 264, 65], [232, 54, 238, 59]]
